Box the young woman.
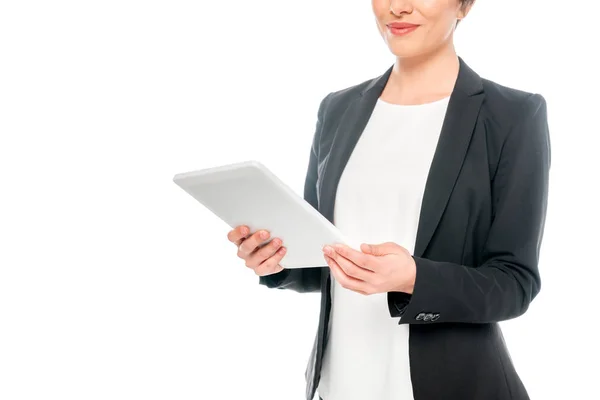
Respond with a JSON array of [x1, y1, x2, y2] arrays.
[[227, 1, 551, 399]]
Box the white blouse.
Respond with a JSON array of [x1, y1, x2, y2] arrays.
[[317, 96, 450, 400]]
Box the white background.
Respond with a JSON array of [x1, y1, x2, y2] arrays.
[[1, 0, 599, 399]]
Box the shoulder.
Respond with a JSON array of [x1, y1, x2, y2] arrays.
[[328, 77, 372, 100], [316, 74, 377, 117], [479, 77, 550, 169], [480, 78, 547, 125], [316, 65, 548, 129]]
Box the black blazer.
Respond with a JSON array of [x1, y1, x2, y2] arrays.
[[259, 57, 551, 400]]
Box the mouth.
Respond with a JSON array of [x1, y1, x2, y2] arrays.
[[386, 22, 420, 36]]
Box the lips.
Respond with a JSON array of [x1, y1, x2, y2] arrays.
[[386, 21, 420, 36], [387, 22, 420, 29]]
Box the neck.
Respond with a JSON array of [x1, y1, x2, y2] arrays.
[[383, 41, 460, 104]]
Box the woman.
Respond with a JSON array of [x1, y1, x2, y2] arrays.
[[227, 0, 551, 399]]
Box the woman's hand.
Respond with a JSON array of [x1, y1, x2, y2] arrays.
[[227, 225, 286, 276], [322, 242, 416, 296]]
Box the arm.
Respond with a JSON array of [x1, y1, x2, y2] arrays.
[[390, 93, 551, 324], [258, 93, 332, 293]]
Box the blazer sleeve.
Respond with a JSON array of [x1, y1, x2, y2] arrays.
[[390, 93, 551, 324], [257, 93, 332, 293]]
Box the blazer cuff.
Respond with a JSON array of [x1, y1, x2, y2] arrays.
[[387, 291, 412, 318], [258, 268, 291, 288]]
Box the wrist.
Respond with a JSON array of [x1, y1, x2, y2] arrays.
[[393, 257, 416, 294]]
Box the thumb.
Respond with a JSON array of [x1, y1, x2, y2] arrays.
[[361, 242, 397, 256]]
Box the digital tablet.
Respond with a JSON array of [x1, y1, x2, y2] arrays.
[[173, 160, 356, 269]]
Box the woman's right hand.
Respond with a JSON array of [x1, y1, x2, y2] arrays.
[[227, 225, 286, 276]]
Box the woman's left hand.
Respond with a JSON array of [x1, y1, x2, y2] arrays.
[[322, 242, 417, 296]]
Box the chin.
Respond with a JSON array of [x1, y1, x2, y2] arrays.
[[386, 43, 428, 59]]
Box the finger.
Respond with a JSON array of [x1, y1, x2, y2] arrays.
[[228, 225, 250, 245], [331, 244, 376, 272], [325, 254, 371, 295], [238, 230, 270, 255], [247, 237, 283, 267], [254, 247, 287, 276], [327, 249, 373, 282], [234, 234, 250, 247], [361, 242, 400, 256], [327, 257, 370, 296]]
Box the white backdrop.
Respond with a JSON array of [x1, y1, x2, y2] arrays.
[[1, 0, 599, 399]]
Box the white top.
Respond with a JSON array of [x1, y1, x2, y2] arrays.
[[317, 96, 450, 400]]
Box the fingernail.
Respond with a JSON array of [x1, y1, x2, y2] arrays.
[[323, 246, 332, 255], [260, 231, 269, 239]]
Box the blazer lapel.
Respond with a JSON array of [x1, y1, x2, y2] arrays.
[[318, 66, 394, 225], [318, 57, 484, 259], [413, 60, 484, 257]]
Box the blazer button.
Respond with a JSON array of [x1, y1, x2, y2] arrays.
[[415, 312, 440, 322]]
